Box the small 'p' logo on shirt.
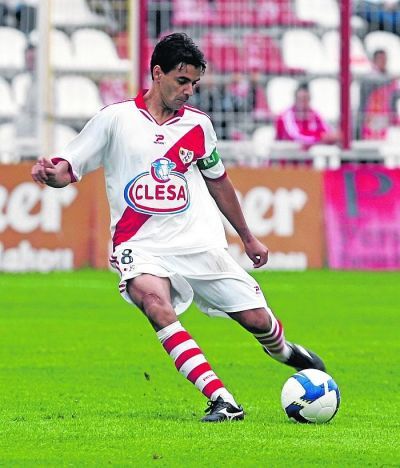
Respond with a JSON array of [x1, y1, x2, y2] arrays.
[[154, 134, 165, 144]]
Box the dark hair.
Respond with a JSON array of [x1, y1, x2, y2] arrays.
[[373, 49, 386, 60], [296, 82, 309, 94], [150, 33, 206, 80]]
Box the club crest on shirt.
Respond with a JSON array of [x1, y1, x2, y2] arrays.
[[124, 157, 190, 215], [179, 147, 194, 164]]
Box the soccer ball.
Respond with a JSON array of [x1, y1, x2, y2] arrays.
[[281, 369, 340, 424]]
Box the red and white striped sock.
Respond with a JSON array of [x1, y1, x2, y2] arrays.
[[253, 312, 292, 362], [157, 321, 238, 405]]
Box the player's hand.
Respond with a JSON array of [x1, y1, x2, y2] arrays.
[[243, 236, 269, 268], [31, 157, 57, 185]]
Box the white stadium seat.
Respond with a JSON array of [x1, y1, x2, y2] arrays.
[[379, 126, 400, 168], [322, 31, 372, 75], [252, 125, 275, 158], [51, 0, 108, 28], [52, 124, 78, 153], [0, 124, 19, 163], [70, 28, 129, 72], [0, 77, 17, 118], [309, 78, 339, 122], [50, 29, 75, 70], [266, 77, 298, 115], [0, 27, 26, 72], [295, 0, 339, 28], [12, 72, 32, 109], [55, 75, 103, 119], [282, 30, 334, 74], [364, 31, 400, 75], [29, 28, 75, 70]]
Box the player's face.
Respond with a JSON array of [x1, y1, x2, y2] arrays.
[[155, 63, 202, 111]]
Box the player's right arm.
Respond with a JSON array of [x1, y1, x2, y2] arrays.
[[31, 157, 72, 188], [32, 106, 112, 187]]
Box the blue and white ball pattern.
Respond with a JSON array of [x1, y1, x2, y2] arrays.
[[281, 369, 341, 424]]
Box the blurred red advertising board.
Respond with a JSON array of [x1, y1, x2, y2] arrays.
[[324, 165, 400, 270]]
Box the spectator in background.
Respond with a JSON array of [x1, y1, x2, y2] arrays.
[[359, 49, 399, 139], [371, 49, 388, 75], [190, 66, 230, 139], [275, 83, 340, 149]]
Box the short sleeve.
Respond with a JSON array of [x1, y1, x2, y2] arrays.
[[56, 107, 112, 181], [197, 118, 226, 180]]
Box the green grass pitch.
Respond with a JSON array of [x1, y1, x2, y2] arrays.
[[1, 269, 399, 466]]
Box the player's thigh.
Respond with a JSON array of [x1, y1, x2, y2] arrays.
[[127, 274, 172, 309], [111, 243, 194, 317], [178, 249, 267, 315]]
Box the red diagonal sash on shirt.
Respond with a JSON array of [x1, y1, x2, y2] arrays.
[[112, 124, 206, 248]]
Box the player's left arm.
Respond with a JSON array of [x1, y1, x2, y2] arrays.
[[204, 173, 269, 268]]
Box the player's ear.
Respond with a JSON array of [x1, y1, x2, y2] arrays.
[[153, 65, 163, 82]]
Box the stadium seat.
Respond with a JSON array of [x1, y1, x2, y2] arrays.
[[379, 126, 400, 167], [252, 125, 275, 158], [172, 0, 214, 26], [0, 77, 17, 118], [11, 72, 32, 109], [322, 31, 372, 75], [282, 30, 332, 74], [201, 32, 241, 73], [0, 124, 18, 163], [70, 28, 130, 72], [294, 0, 339, 28], [29, 28, 75, 70], [243, 33, 302, 74], [52, 124, 78, 153], [99, 78, 129, 106], [386, 125, 400, 143], [266, 77, 298, 115], [55, 75, 103, 119], [213, 0, 255, 26], [51, 0, 108, 28], [0, 27, 26, 73], [50, 29, 75, 70], [309, 78, 339, 122], [255, 0, 314, 26], [364, 31, 400, 75]]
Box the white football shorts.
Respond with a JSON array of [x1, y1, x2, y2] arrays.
[[110, 245, 268, 318]]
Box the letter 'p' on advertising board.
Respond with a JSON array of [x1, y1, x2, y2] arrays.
[[226, 167, 324, 270], [0, 164, 108, 272]]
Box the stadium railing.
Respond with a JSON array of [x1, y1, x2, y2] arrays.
[[1, 0, 400, 167]]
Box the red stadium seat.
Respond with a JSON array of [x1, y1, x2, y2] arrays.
[[243, 33, 303, 74], [171, 0, 313, 27], [212, 0, 256, 26], [254, 0, 314, 26], [172, 0, 214, 26], [201, 32, 241, 73]]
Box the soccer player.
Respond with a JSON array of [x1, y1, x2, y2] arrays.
[[31, 33, 325, 422]]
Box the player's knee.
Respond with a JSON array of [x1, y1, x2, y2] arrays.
[[141, 292, 165, 312], [141, 292, 176, 324], [238, 308, 272, 333]]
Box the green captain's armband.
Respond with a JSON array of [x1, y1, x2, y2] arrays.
[[197, 148, 220, 170]]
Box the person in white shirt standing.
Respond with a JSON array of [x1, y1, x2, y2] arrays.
[[31, 33, 325, 422]]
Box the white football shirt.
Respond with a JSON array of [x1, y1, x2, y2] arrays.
[[57, 91, 229, 255]]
